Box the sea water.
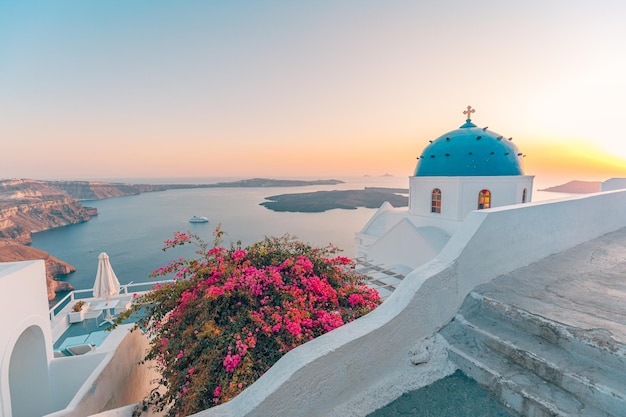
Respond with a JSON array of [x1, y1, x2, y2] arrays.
[[32, 175, 569, 302], [33, 176, 408, 298]]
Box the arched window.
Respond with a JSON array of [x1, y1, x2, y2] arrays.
[[522, 188, 527, 203], [431, 188, 442, 213], [478, 189, 491, 209]]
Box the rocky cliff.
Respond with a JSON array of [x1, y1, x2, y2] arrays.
[[0, 240, 75, 299], [0, 178, 208, 300], [0, 179, 176, 244], [0, 179, 99, 299], [52, 180, 170, 200], [0, 179, 93, 244]]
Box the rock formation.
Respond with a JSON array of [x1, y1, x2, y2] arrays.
[[0, 179, 93, 244], [0, 240, 75, 300], [52, 180, 171, 200], [0, 179, 99, 299]]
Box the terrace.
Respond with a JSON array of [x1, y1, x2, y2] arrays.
[[0, 260, 174, 417], [48, 281, 171, 357]]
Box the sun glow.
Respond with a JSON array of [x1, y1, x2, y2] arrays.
[[523, 138, 626, 182]]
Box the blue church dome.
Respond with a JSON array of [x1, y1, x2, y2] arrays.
[[414, 107, 526, 177]]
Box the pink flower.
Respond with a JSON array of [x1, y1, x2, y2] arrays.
[[177, 350, 184, 359], [316, 310, 344, 332], [236, 339, 249, 355], [348, 293, 365, 306], [223, 353, 241, 372], [245, 335, 257, 348], [285, 320, 302, 337], [232, 249, 247, 262]]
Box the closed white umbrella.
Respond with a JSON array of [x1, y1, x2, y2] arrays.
[[92, 252, 121, 301]]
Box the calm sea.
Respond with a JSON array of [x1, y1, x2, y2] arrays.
[[33, 176, 408, 297], [32, 175, 569, 300]]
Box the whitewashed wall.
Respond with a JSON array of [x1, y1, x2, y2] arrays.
[[0, 260, 52, 417], [194, 189, 626, 417], [409, 175, 534, 221], [45, 327, 158, 417]]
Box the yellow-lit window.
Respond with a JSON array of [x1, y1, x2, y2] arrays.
[[431, 188, 442, 213], [478, 189, 491, 209]]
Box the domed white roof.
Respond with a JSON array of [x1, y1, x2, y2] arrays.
[[415, 106, 526, 177]]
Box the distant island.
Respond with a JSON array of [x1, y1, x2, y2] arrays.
[[206, 178, 344, 187], [540, 180, 601, 194], [261, 187, 409, 212]]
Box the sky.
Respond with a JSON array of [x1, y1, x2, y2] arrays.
[[1, 0, 626, 184]]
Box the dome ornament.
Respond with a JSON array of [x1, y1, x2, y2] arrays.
[[463, 105, 475, 121]]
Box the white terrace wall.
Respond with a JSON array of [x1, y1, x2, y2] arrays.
[[46, 327, 158, 417], [196, 189, 626, 417], [0, 260, 53, 417]]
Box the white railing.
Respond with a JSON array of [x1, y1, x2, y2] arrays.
[[48, 279, 175, 322]]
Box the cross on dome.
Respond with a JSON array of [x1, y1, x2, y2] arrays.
[[463, 105, 475, 121]]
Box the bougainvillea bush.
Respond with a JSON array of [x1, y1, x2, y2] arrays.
[[123, 230, 381, 417]]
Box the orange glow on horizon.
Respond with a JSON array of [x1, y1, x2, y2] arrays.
[[523, 139, 626, 181]]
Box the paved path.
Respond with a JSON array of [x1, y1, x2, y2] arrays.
[[476, 226, 626, 345], [367, 371, 518, 417]]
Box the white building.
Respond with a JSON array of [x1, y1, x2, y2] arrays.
[[356, 106, 533, 270], [0, 261, 156, 417]]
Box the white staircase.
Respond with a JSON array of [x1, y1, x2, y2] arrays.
[[440, 292, 626, 417]]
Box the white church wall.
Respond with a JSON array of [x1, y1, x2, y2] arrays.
[[409, 175, 534, 222], [457, 175, 534, 218], [366, 220, 447, 269], [355, 203, 448, 260], [357, 204, 404, 238], [0, 260, 54, 417], [518, 176, 534, 202], [355, 209, 459, 262], [191, 188, 626, 417], [409, 176, 462, 220]]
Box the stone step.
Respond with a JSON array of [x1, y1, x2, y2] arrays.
[[446, 344, 612, 417], [442, 313, 625, 417], [441, 291, 626, 417], [462, 291, 626, 374]]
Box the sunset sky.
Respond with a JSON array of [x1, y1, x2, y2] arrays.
[[1, 1, 625, 185]]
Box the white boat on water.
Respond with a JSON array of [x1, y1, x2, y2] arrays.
[[189, 215, 209, 223]]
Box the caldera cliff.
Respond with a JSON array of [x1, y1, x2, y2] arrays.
[[0, 179, 100, 299], [0, 241, 75, 300], [0, 179, 94, 244]]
